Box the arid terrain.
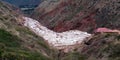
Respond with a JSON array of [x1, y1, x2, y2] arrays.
[[0, 0, 120, 60]]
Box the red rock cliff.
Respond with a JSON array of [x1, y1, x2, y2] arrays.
[[31, 0, 120, 33]]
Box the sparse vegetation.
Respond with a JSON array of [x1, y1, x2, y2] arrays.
[[103, 42, 120, 60], [0, 29, 51, 60], [62, 52, 86, 60], [0, 29, 20, 47]]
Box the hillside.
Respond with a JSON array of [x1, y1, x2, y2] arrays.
[[0, 1, 92, 60], [0, 0, 120, 60], [81, 33, 120, 60], [0, 1, 57, 60], [32, 0, 120, 33]]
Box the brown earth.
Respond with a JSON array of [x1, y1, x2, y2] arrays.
[[32, 0, 120, 33]]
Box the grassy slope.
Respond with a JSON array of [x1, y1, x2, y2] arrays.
[[0, 1, 57, 60], [0, 29, 50, 60]]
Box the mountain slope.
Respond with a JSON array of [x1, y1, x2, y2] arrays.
[[0, 0, 120, 60], [81, 33, 120, 60], [30, 0, 120, 60], [0, 1, 92, 60], [32, 0, 120, 33], [0, 1, 57, 60]]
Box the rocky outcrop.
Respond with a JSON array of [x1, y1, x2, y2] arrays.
[[32, 0, 120, 33]]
